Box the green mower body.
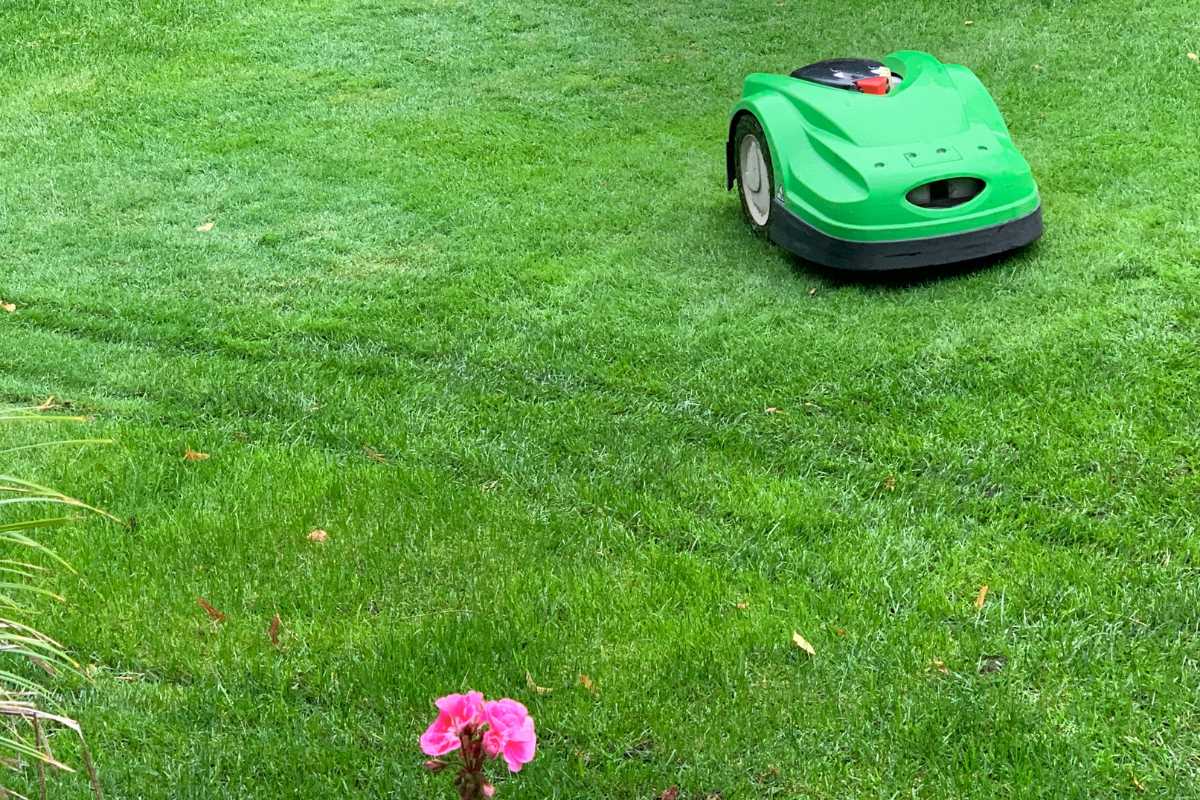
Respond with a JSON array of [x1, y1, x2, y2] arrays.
[[726, 51, 1042, 270]]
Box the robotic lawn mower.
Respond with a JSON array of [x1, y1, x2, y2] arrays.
[[726, 51, 1042, 270]]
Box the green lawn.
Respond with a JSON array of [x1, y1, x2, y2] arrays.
[[2, 1, 1199, 797]]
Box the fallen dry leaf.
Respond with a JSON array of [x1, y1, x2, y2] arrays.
[[35, 395, 57, 411], [307, 528, 329, 543], [1189, 52, 1199, 62], [735, 600, 749, 610], [834, 627, 846, 637], [183, 448, 209, 462], [1, 301, 15, 313], [964, 19, 974, 25], [975, 584, 990, 610], [195, 221, 215, 232], [480, 479, 500, 493], [807, 287, 817, 297], [525, 671, 552, 696], [753, 766, 782, 786], [197, 597, 226, 623], [883, 475, 896, 491], [114, 673, 144, 683], [659, 788, 680, 800], [579, 673, 597, 695], [363, 445, 389, 464], [268, 613, 281, 646], [930, 658, 949, 675], [792, 630, 816, 657], [764, 407, 781, 415], [1132, 776, 1146, 792]]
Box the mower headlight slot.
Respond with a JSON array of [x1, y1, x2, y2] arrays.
[[906, 177, 985, 209]]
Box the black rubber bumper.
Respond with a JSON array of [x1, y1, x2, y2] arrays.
[[768, 201, 1043, 271]]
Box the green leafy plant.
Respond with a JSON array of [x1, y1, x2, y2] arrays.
[[0, 406, 113, 798]]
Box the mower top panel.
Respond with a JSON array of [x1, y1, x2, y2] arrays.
[[791, 58, 892, 91], [728, 50, 1041, 244]]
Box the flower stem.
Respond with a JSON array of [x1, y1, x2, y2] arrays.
[[454, 726, 486, 800]]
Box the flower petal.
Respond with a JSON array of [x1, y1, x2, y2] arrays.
[[482, 727, 506, 758], [419, 720, 461, 757]]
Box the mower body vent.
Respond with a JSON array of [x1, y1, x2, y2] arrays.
[[906, 177, 985, 209]]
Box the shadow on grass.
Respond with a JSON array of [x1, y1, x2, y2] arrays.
[[710, 201, 1043, 289], [789, 242, 1043, 289]]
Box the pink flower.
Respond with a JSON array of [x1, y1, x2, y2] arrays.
[[482, 699, 537, 772], [419, 691, 485, 756]]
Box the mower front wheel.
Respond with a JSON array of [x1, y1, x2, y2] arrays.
[[733, 115, 775, 232]]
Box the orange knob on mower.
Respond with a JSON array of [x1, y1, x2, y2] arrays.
[[854, 75, 890, 94]]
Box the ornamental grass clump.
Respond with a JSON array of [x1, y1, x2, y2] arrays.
[[0, 406, 112, 796]]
